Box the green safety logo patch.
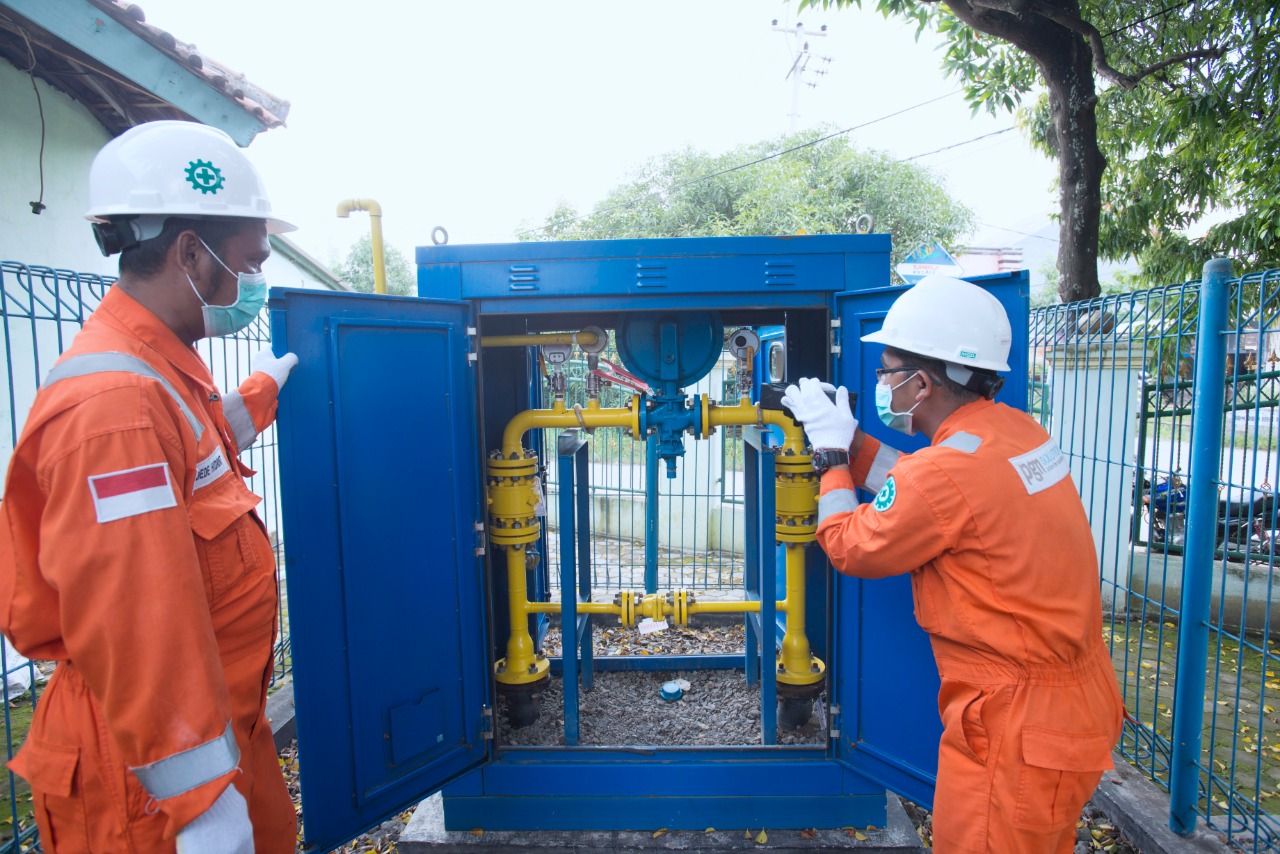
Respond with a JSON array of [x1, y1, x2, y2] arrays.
[[185, 159, 224, 194], [873, 476, 897, 511]]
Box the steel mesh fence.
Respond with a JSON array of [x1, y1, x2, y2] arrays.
[[1031, 266, 1280, 850]]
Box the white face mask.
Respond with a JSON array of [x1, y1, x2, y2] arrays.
[[185, 238, 267, 338]]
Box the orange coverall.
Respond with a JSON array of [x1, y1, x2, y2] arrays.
[[0, 286, 296, 852], [816, 397, 1124, 853]]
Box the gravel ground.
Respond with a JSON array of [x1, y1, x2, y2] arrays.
[[281, 620, 1144, 853]]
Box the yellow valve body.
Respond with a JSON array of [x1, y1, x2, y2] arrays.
[[488, 453, 542, 546], [774, 456, 818, 543]]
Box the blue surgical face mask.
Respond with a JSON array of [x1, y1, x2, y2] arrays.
[[875, 371, 922, 435], [185, 238, 267, 338]]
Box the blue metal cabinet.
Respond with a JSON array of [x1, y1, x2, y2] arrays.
[[270, 236, 1029, 850], [270, 290, 489, 853]]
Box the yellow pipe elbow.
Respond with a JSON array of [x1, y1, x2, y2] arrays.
[[500, 401, 639, 458], [336, 198, 388, 295]]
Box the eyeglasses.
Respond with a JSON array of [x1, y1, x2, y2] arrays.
[[875, 365, 923, 383]]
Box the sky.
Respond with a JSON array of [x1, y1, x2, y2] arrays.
[[134, 0, 1062, 273]]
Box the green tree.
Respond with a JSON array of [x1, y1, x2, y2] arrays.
[[521, 130, 975, 272], [332, 234, 416, 296], [801, 0, 1276, 299]]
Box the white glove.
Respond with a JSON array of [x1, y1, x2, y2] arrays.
[[176, 784, 254, 854], [780, 376, 857, 451], [251, 348, 299, 392]]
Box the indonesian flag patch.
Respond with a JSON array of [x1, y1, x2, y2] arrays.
[[88, 463, 178, 523]]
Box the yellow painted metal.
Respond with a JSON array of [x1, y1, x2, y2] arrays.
[[490, 395, 824, 690], [335, 199, 387, 295], [500, 399, 640, 459], [527, 601, 618, 615], [480, 330, 602, 349], [706, 399, 807, 456], [687, 599, 764, 615], [776, 543, 826, 687], [486, 451, 541, 546], [493, 545, 550, 686], [617, 590, 637, 628], [775, 457, 819, 543]]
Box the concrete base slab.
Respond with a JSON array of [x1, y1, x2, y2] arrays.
[[1090, 754, 1234, 853], [397, 792, 924, 853]]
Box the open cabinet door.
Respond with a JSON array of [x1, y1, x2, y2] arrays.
[[269, 288, 489, 852], [830, 272, 1031, 809]]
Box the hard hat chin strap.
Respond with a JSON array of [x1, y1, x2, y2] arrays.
[[944, 363, 1004, 400]]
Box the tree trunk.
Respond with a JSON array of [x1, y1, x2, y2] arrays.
[[1043, 45, 1104, 302], [942, 0, 1104, 302]]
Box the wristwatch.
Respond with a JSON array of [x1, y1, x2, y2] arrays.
[[811, 448, 850, 476]]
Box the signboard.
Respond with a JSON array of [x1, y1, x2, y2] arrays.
[[895, 242, 964, 284]]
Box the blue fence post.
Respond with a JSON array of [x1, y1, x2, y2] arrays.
[[1169, 257, 1233, 835]]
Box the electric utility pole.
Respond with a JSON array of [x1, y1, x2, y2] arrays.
[[771, 19, 831, 133]]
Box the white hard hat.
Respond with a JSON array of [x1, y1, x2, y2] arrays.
[[85, 121, 294, 237], [861, 274, 1012, 372]]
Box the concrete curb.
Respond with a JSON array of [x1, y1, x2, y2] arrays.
[[1090, 753, 1234, 853], [266, 675, 296, 751], [398, 791, 925, 853]]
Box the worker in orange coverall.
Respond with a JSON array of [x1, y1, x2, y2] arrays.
[[0, 121, 301, 853], [781, 275, 1124, 853]]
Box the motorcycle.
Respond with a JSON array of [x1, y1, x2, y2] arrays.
[[1137, 473, 1276, 562]]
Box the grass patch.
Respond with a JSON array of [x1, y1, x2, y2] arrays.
[[0, 695, 36, 847], [1107, 618, 1280, 817]]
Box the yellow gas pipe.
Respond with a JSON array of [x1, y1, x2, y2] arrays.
[[500, 398, 640, 459], [336, 199, 387, 295], [490, 393, 823, 691], [480, 331, 603, 349]]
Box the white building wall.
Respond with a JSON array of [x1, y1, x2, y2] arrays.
[[0, 61, 114, 274]]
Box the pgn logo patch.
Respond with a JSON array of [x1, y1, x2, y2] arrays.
[[873, 476, 897, 512]]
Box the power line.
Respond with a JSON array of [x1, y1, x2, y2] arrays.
[[516, 90, 962, 237], [980, 222, 1059, 243], [903, 127, 1017, 161]]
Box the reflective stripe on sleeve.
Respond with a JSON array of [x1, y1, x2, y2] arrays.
[[43, 352, 206, 442], [864, 444, 900, 494], [221, 390, 258, 452], [130, 721, 239, 800], [818, 488, 858, 525]]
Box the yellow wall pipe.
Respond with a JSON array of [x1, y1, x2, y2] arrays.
[[480, 331, 602, 349], [501, 399, 639, 458], [336, 198, 387, 295]]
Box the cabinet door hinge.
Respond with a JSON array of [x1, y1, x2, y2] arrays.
[[474, 521, 486, 556], [830, 318, 842, 356], [467, 326, 479, 364], [481, 705, 494, 739]]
